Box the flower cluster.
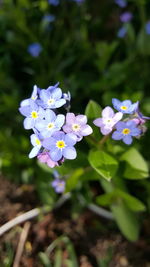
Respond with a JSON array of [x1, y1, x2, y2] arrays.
[[19, 83, 93, 168], [93, 98, 149, 145]]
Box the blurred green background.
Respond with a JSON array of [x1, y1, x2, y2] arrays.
[[0, 0, 150, 190]]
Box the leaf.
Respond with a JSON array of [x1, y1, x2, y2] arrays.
[[96, 189, 146, 212], [111, 201, 140, 242], [88, 150, 118, 181], [121, 147, 149, 179], [66, 168, 84, 192], [85, 100, 102, 119]]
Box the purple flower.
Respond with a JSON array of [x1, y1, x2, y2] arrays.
[[93, 107, 123, 135], [112, 98, 138, 114], [117, 26, 127, 38], [35, 109, 65, 138], [27, 43, 42, 57], [39, 86, 66, 109], [120, 12, 133, 23], [37, 151, 58, 168], [145, 21, 150, 35], [115, 0, 127, 8], [48, 0, 59, 6], [42, 131, 77, 161], [20, 85, 39, 107], [63, 113, 93, 141], [112, 120, 141, 145], [19, 100, 45, 129], [51, 179, 65, 193], [29, 134, 42, 158]]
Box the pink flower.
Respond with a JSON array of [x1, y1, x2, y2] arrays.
[[63, 113, 93, 141], [37, 152, 58, 168], [93, 106, 123, 135]]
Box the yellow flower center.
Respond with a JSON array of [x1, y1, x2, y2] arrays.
[[47, 98, 55, 105], [31, 111, 38, 119], [35, 138, 41, 145], [31, 96, 37, 100], [121, 106, 128, 111], [47, 123, 54, 130], [56, 140, 66, 149], [72, 123, 80, 132], [122, 128, 130, 135]]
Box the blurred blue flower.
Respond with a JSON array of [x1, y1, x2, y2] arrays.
[[145, 21, 150, 35], [51, 179, 65, 193], [27, 43, 42, 57], [72, 0, 85, 4], [48, 0, 59, 6], [114, 0, 127, 8], [117, 26, 127, 38], [120, 12, 133, 23], [43, 14, 55, 23]]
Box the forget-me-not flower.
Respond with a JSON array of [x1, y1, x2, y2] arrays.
[[112, 120, 141, 145], [27, 43, 42, 57], [145, 21, 150, 35], [19, 100, 45, 129], [120, 12, 133, 23], [43, 131, 77, 161], [37, 151, 58, 168], [63, 113, 93, 141], [51, 179, 65, 193], [114, 0, 127, 8], [35, 109, 65, 138], [93, 107, 123, 135], [29, 134, 42, 158], [48, 0, 59, 6], [39, 86, 66, 109], [117, 26, 127, 38], [112, 98, 137, 114]]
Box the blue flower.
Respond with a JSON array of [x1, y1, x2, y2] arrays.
[[19, 100, 45, 129], [39, 85, 66, 109], [43, 14, 55, 23], [145, 21, 150, 35], [117, 26, 127, 38], [20, 85, 39, 107], [112, 98, 138, 114], [42, 131, 77, 161], [35, 109, 65, 138], [120, 12, 133, 23], [114, 0, 127, 8], [51, 179, 65, 193], [29, 134, 42, 158], [48, 0, 59, 6], [27, 43, 42, 57], [112, 121, 141, 145]]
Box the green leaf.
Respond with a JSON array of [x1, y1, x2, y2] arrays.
[[121, 147, 149, 179], [85, 100, 101, 119], [88, 150, 118, 181], [111, 201, 140, 241], [66, 168, 84, 192], [38, 252, 52, 267], [97, 189, 146, 212]]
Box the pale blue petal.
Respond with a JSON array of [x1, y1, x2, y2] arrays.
[[63, 147, 77, 159], [50, 148, 62, 161], [19, 106, 31, 117], [42, 137, 56, 150], [45, 109, 56, 121], [24, 117, 33, 129], [29, 146, 40, 158], [65, 133, 77, 146], [55, 99, 66, 108], [55, 114, 65, 127], [112, 131, 123, 140], [51, 88, 62, 99], [112, 98, 121, 110], [123, 135, 133, 145]]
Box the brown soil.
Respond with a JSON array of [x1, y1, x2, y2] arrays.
[[0, 176, 150, 267]]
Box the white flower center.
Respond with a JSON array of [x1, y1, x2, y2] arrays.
[[47, 122, 54, 130], [47, 98, 55, 106], [72, 123, 80, 132]]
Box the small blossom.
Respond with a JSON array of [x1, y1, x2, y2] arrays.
[[48, 0, 59, 6], [112, 120, 141, 145], [37, 151, 58, 168], [29, 134, 42, 158], [43, 131, 77, 161], [112, 98, 138, 114], [27, 43, 42, 57], [39, 86, 66, 109], [19, 100, 45, 129], [120, 12, 133, 23], [51, 179, 65, 193], [117, 26, 127, 38], [35, 109, 65, 138], [145, 21, 150, 35], [43, 14, 55, 23], [63, 113, 93, 141], [20, 85, 39, 107], [93, 107, 123, 135], [114, 0, 127, 8]]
